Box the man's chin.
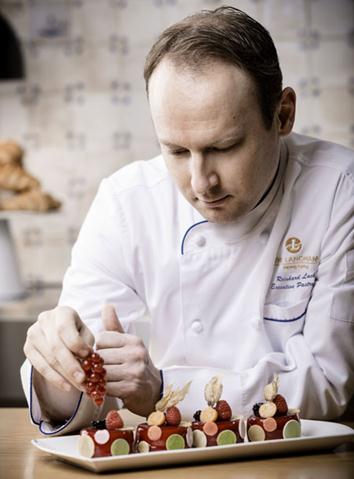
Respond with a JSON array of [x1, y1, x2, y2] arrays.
[[196, 205, 244, 224]]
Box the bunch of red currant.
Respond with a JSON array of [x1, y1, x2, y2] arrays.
[[81, 352, 106, 406]]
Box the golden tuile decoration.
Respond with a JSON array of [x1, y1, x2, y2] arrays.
[[264, 374, 279, 401], [155, 382, 191, 412], [204, 376, 223, 406]]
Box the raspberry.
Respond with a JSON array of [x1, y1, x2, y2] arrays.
[[274, 394, 288, 415], [215, 400, 232, 421], [105, 410, 124, 430], [252, 402, 263, 417], [165, 406, 181, 426]]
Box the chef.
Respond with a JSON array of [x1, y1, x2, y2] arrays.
[[21, 6, 354, 435]]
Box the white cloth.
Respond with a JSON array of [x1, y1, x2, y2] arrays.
[[21, 132, 354, 434]]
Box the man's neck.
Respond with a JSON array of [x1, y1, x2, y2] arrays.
[[255, 156, 281, 209]]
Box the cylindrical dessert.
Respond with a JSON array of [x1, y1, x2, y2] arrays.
[[78, 426, 135, 457], [192, 417, 244, 447], [135, 422, 193, 452], [247, 413, 301, 441]]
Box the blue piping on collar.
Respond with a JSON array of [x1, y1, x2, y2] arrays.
[[264, 310, 307, 322], [30, 365, 84, 435], [181, 220, 208, 255]]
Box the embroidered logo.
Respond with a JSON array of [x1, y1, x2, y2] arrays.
[[285, 237, 302, 254]]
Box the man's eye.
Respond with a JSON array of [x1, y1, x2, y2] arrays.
[[218, 143, 238, 152], [169, 149, 187, 156]]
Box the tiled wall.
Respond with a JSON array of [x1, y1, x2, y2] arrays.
[[1, 0, 353, 287]]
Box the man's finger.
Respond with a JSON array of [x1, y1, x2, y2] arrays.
[[101, 304, 124, 333], [26, 346, 72, 392], [54, 306, 92, 358]]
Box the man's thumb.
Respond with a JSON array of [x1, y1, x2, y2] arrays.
[[101, 304, 124, 333]]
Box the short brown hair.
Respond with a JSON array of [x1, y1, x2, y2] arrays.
[[144, 6, 283, 129]]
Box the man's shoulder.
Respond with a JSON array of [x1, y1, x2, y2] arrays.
[[286, 132, 354, 179], [106, 155, 172, 195]]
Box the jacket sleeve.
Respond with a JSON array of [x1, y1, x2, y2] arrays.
[[162, 172, 354, 421], [59, 178, 148, 335], [22, 178, 146, 435]]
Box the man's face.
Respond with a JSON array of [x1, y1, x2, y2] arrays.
[[148, 59, 283, 223]]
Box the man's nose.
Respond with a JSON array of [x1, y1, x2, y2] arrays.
[[190, 153, 218, 196]]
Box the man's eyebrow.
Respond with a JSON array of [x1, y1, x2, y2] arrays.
[[160, 140, 181, 148], [160, 133, 244, 150], [211, 133, 244, 147]]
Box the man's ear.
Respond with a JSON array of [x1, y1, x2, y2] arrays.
[[277, 87, 296, 136]]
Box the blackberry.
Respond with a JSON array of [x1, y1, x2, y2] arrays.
[[252, 402, 264, 417], [91, 420, 106, 429], [193, 410, 201, 421]]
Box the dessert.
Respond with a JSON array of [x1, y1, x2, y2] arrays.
[[191, 376, 244, 447], [78, 410, 134, 458], [81, 351, 107, 407], [135, 382, 193, 452], [246, 375, 301, 441]]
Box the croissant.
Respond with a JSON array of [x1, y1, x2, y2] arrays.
[[0, 140, 23, 166], [0, 189, 61, 212], [0, 163, 40, 192]]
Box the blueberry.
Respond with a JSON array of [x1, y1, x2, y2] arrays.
[[252, 402, 264, 417], [91, 420, 106, 429], [193, 410, 201, 421]]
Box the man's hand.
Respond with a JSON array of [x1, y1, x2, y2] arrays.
[[96, 305, 161, 417], [23, 306, 94, 393]]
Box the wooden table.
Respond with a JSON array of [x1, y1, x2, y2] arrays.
[[1, 408, 353, 478]]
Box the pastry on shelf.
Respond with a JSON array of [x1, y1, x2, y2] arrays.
[[0, 139, 62, 212], [135, 382, 193, 452], [78, 410, 134, 458], [246, 375, 301, 441], [191, 376, 244, 447], [0, 140, 23, 166], [0, 188, 61, 212], [0, 163, 40, 192]]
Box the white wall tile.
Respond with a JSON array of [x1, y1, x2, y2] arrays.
[[310, 0, 354, 36]]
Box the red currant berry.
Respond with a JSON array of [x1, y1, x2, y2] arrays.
[[89, 373, 101, 383], [82, 359, 92, 372]]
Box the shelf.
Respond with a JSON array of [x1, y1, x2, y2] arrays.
[[0, 286, 60, 322]]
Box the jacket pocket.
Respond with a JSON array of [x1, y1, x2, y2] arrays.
[[263, 298, 308, 351], [263, 298, 308, 322]]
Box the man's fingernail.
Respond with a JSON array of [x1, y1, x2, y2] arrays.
[[74, 371, 85, 382], [80, 349, 90, 357], [63, 383, 71, 392]]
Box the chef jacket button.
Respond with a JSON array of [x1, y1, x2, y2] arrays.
[[195, 235, 206, 247], [191, 319, 203, 333]]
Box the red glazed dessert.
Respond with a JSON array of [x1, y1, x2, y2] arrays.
[[191, 376, 244, 447], [246, 375, 301, 442], [78, 410, 134, 457], [135, 422, 193, 452], [135, 383, 193, 452]]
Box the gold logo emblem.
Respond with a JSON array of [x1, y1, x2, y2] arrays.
[[285, 237, 302, 254]]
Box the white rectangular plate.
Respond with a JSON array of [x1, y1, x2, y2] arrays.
[[32, 420, 354, 473]]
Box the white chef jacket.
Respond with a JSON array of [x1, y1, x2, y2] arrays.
[[21, 132, 354, 435]]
